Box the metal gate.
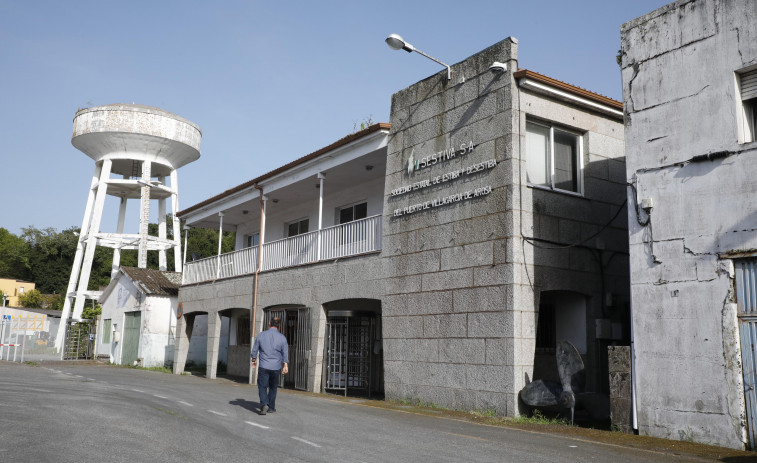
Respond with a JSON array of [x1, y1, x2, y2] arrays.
[[736, 259, 757, 449], [121, 311, 141, 365], [325, 313, 374, 397], [63, 320, 94, 360], [262, 307, 311, 391]]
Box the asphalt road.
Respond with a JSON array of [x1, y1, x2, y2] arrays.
[[0, 362, 715, 462]]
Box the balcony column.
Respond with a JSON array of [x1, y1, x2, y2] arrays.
[[158, 175, 167, 271], [216, 212, 224, 279], [317, 172, 325, 260], [181, 224, 190, 285]]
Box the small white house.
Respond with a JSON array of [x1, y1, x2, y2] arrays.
[[97, 266, 228, 368]]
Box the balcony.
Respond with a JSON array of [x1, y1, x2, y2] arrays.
[[182, 215, 382, 285]]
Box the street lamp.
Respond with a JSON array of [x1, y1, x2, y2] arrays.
[[385, 33, 451, 80]]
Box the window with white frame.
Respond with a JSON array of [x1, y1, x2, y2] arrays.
[[245, 233, 260, 248], [738, 68, 757, 144], [526, 120, 583, 194], [287, 218, 309, 237], [338, 202, 367, 224]]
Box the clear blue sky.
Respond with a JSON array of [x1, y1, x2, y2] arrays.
[[0, 1, 670, 236]]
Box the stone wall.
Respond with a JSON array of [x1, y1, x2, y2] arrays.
[[621, 0, 757, 449], [608, 346, 632, 434], [383, 38, 521, 414]]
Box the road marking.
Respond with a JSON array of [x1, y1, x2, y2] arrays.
[[153, 394, 168, 399], [291, 436, 321, 448], [245, 421, 270, 430], [75, 375, 83, 378], [178, 401, 193, 406], [208, 410, 227, 416], [569, 445, 577, 448], [86, 378, 95, 381], [131, 389, 144, 393], [442, 431, 489, 442]]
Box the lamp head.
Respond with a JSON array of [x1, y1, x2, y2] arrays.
[[386, 33, 414, 53], [488, 61, 508, 73]]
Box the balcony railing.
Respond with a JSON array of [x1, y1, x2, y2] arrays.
[[183, 215, 382, 285]]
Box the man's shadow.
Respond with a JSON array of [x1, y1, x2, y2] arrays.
[[229, 398, 261, 412]]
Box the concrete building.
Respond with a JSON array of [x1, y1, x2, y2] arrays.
[[0, 278, 36, 307], [176, 37, 628, 417], [621, 0, 757, 449], [97, 266, 223, 368]]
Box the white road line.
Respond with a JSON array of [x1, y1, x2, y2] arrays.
[[75, 375, 83, 378], [131, 389, 144, 393], [245, 421, 270, 430], [291, 437, 321, 448], [153, 394, 168, 399], [178, 401, 193, 406], [207, 410, 227, 416], [86, 378, 95, 381]]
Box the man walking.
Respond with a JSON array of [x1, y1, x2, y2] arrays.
[[251, 317, 289, 415]]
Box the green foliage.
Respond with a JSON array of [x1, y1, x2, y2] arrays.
[[19, 289, 43, 308], [510, 409, 569, 426], [0, 227, 31, 280], [81, 300, 101, 320], [21, 226, 81, 294]]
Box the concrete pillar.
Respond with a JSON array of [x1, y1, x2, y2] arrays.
[[111, 193, 128, 279], [158, 175, 167, 271], [55, 162, 102, 351], [173, 313, 195, 374], [206, 311, 222, 379], [171, 170, 182, 272], [138, 161, 152, 268], [72, 159, 113, 319]]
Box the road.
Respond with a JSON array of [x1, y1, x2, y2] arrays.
[[0, 362, 718, 462]]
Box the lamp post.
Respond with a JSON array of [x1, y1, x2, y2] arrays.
[[385, 33, 451, 80]]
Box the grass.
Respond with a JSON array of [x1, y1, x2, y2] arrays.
[[510, 410, 570, 426]]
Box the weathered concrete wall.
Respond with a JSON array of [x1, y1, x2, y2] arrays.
[[609, 346, 633, 434], [383, 38, 521, 414], [621, 0, 757, 449]]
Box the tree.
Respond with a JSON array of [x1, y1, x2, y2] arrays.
[[21, 226, 80, 294], [19, 289, 43, 308], [0, 228, 31, 280]]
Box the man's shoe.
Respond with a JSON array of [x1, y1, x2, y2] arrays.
[[260, 405, 269, 415], [268, 408, 276, 413]]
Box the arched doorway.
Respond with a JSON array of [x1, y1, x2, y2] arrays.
[[262, 305, 311, 391], [323, 299, 383, 398]]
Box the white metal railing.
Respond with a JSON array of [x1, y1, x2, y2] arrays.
[[182, 215, 381, 285]]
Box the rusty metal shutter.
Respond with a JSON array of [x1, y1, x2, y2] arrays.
[[741, 69, 757, 101]]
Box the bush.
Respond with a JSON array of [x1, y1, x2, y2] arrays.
[[19, 289, 43, 308]]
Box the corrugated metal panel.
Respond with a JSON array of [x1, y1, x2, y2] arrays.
[[742, 69, 757, 101], [736, 260, 757, 313], [740, 319, 757, 449]]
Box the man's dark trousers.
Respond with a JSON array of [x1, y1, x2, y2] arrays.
[[258, 367, 281, 411]]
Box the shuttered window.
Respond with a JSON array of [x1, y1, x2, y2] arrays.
[[739, 69, 757, 143]]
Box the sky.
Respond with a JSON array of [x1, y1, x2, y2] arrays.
[[0, 0, 671, 236]]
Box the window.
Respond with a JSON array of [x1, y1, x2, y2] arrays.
[[738, 69, 757, 143], [237, 317, 250, 346], [526, 120, 583, 194], [287, 218, 309, 237], [338, 202, 367, 224], [245, 233, 260, 248], [103, 319, 112, 344]]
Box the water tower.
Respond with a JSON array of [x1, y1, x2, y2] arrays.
[[55, 104, 201, 351]]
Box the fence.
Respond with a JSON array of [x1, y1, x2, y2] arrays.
[[0, 313, 61, 363], [183, 215, 382, 285]]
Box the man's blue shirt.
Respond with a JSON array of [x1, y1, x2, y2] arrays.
[[251, 327, 289, 370]]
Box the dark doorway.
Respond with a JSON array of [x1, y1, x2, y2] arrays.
[[262, 306, 311, 391]]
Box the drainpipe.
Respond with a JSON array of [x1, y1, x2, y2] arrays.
[[250, 183, 265, 384], [216, 212, 224, 280]]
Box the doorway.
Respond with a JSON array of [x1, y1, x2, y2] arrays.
[[262, 306, 311, 391], [323, 300, 383, 397]]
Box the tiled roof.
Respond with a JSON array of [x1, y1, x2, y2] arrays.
[[120, 267, 182, 296], [513, 69, 623, 110]]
